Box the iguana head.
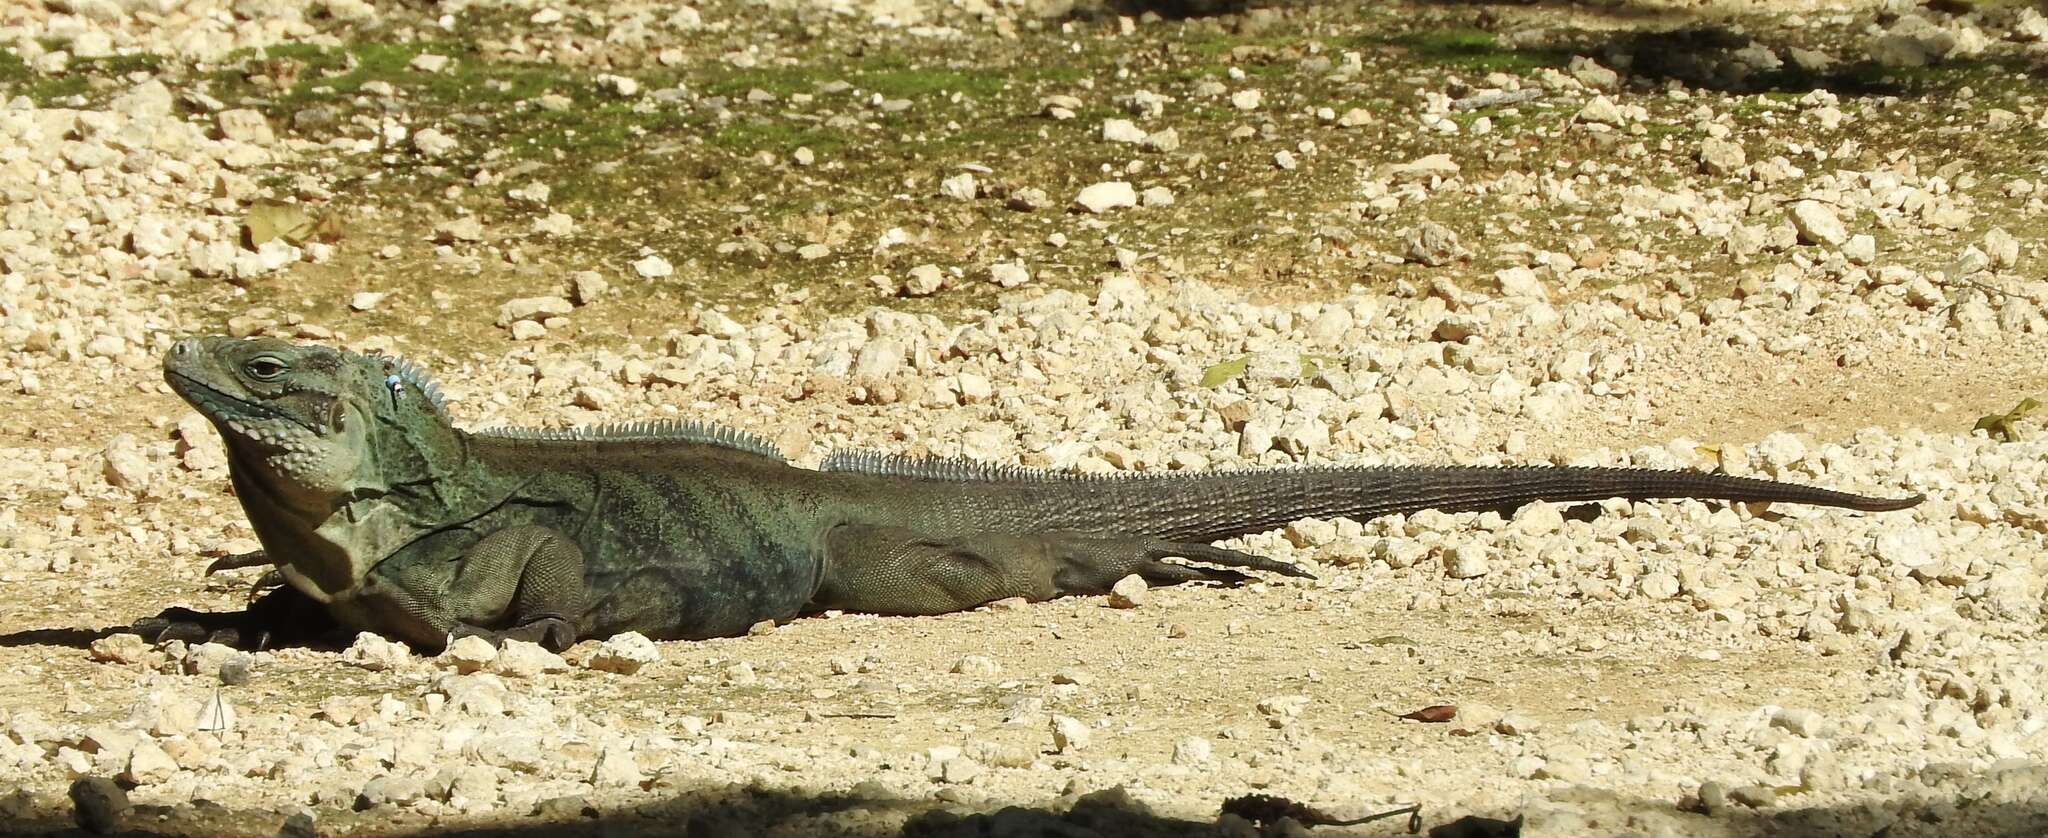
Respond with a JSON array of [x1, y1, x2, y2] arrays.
[[164, 336, 460, 516]]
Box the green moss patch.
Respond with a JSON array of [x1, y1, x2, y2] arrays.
[[1374, 28, 1570, 74]]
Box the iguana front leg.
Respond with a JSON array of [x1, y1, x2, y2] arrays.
[[811, 524, 1312, 616], [355, 525, 586, 652]]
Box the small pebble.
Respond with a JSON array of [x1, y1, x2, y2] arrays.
[[1107, 574, 1148, 608], [1050, 715, 1091, 752]]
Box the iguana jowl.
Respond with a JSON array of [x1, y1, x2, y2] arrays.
[[156, 336, 1923, 652]]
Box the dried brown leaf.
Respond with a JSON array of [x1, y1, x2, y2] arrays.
[[1397, 704, 1458, 723]]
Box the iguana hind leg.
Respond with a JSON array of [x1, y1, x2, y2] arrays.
[[364, 525, 586, 652], [811, 524, 1310, 616]]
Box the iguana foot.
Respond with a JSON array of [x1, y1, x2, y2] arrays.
[[133, 606, 281, 650], [814, 525, 1313, 616], [130, 585, 332, 650], [1041, 533, 1316, 592], [447, 614, 578, 652], [133, 607, 238, 646]]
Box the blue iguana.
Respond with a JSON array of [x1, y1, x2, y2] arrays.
[[146, 336, 1923, 652]]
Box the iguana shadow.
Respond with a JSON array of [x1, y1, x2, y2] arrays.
[[0, 592, 351, 653], [0, 626, 128, 650], [2, 773, 2043, 836], [0, 620, 354, 652]]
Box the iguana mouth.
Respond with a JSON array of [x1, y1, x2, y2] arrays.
[[165, 369, 320, 436]]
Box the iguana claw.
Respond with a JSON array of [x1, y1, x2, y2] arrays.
[[1136, 539, 1315, 583], [205, 551, 272, 575]]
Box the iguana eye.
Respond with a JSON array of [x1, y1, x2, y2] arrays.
[[244, 356, 288, 380]]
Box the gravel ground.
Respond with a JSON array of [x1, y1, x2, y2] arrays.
[[2, 0, 2047, 835]]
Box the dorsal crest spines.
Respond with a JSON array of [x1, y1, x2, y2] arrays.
[[821, 450, 1130, 482], [473, 418, 787, 461], [819, 450, 1407, 482]]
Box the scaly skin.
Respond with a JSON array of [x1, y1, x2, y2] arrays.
[[151, 336, 1923, 653]]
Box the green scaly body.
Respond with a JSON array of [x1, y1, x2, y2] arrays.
[[156, 336, 1924, 652]]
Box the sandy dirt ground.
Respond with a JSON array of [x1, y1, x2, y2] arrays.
[[2, 0, 2047, 835]]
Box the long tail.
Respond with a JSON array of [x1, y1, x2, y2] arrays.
[[890, 460, 1924, 543], [1145, 465, 1923, 542]]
